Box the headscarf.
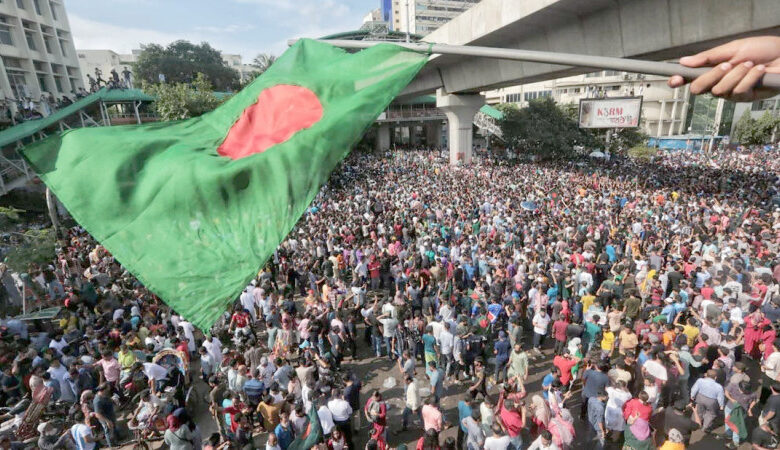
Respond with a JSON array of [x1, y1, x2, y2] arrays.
[[629, 418, 651, 441], [166, 414, 181, 431], [668, 428, 684, 443], [530, 394, 551, 427]]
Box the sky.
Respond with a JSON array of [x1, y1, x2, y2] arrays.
[[65, 0, 377, 62]]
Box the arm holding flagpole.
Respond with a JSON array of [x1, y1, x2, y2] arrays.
[[292, 35, 780, 95]]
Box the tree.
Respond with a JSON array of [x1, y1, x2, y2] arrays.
[[143, 73, 224, 121], [134, 40, 240, 91], [733, 110, 763, 145], [3, 228, 56, 274], [756, 110, 780, 143], [497, 98, 590, 158], [252, 53, 277, 74], [243, 53, 278, 84]]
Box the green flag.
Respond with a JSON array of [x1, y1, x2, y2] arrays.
[[287, 404, 323, 450], [22, 39, 427, 330]]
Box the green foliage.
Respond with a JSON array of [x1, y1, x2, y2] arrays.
[[732, 110, 779, 145], [133, 40, 240, 91], [143, 73, 223, 121], [3, 228, 56, 273], [497, 99, 591, 158], [241, 53, 278, 85], [627, 145, 657, 160]]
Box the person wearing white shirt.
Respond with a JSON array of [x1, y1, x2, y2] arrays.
[[527, 430, 559, 450], [178, 320, 196, 353], [531, 310, 551, 357], [327, 390, 354, 444], [240, 287, 257, 322], [484, 424, 511, 450], [402, 376, 420, 431], [317, 402, 336, 436], [438, 328, 455, 376]]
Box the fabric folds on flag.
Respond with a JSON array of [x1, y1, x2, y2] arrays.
[[22, 39, 428, 330], [725, 404, 748, 441], [287, 404, 323, 450]]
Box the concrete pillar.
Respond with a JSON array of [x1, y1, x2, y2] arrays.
[[436, 89, 484, 165], [376, 123, 391, 152], [409, 125, 420, 146], [657, 99, 665, 136], [425, 121, 442, 148]]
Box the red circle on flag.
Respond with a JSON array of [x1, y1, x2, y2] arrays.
[[217, 84, 324, 160]]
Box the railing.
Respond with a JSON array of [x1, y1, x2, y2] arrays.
[[474, 111, 503, 140]]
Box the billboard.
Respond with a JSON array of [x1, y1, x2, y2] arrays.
[[578, 96, 642, 128]]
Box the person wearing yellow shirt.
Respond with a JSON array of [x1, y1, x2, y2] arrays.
[[673, 315, 700, 347], [582, 294, 596, 314], [600, 326, 615, 359], [117, 343, 137, 381]]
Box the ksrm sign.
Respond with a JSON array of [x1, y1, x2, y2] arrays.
[[578, 96, 642, 128]]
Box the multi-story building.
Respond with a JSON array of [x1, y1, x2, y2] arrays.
[[76, 49, 138, 88], [386, 0, 481, 35], [0, 0, 84, 114], [488, 71, 693, 138], [732, 95, 780, 135], [77, 49, 255, 87], [220, 53, 257, 84]]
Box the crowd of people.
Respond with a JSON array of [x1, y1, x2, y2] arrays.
[[1, 141, 780, 450]]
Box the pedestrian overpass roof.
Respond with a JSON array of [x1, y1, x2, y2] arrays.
[[0, 88, 155, 148]]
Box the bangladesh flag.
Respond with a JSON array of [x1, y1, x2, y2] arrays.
[[22, 39, 428, 330], [288, 404, 323, 450]]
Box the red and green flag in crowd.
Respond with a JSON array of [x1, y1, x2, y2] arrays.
[[287, 404, 323, 450], [22, 39, 428, 330], [725, 404, 748, 441]]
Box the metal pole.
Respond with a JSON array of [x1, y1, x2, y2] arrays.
[[292, 39, 780, 89], [45, 187, 60, 238], [133, 101, 141, 125]]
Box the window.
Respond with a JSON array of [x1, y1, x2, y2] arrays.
[[77, 53, 85, 58], [603, 70, 620, 76], [33, 0, 41, 14], [0, 18, 13, 46], [54, 76, 62, 92], [48, 1, 57, 19], [25, 32, 35, 50], [611, 85, 620, 91], [58, 39, 66, 56], [44, 37, 52, 53], [573, 87, 581, 93], [37, 75, 46, 91], [16, 0, 24, 9]]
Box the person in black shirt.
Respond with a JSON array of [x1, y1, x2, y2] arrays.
[[658, 400, 700, 446], [752, 420, 779, 450]]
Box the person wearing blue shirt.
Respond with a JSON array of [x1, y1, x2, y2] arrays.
[[546, 285, 559, 305], [605, 244, 616, 262], [541, 368, 557, 400], [274, 412, 295, 450], [426, 361, 444, 404], [457, 398, 473, 450], [493, 331, 511, 382]]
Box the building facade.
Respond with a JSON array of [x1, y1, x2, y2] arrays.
[[731, 95, 780, 136], [487, 71, 693, 138], [76, 49, 137, 88], [0, 0, 83, 114], [387, 0, 480, 35], [77, 49, 256, 87]]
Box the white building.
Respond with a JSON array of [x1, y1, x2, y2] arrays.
[[389, 0, 481, 35], [487, 70, 691, 137], [0, 0, 84, 113], [220, 53, 256, 83], [77, 49, 255, 87], [76, 49, 137, 88]]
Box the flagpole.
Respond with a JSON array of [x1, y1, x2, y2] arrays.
[[289, 39, 780, 89]]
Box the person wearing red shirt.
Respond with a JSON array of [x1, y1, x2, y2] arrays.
[[496, 392, 526, 450], [368, 256, 381, 290], [622, 391, 653, 421], [552, 317, 569, 355], [552, 351, 580, 387]]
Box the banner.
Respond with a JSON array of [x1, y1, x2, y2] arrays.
[[578, 97, 642, 128]]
